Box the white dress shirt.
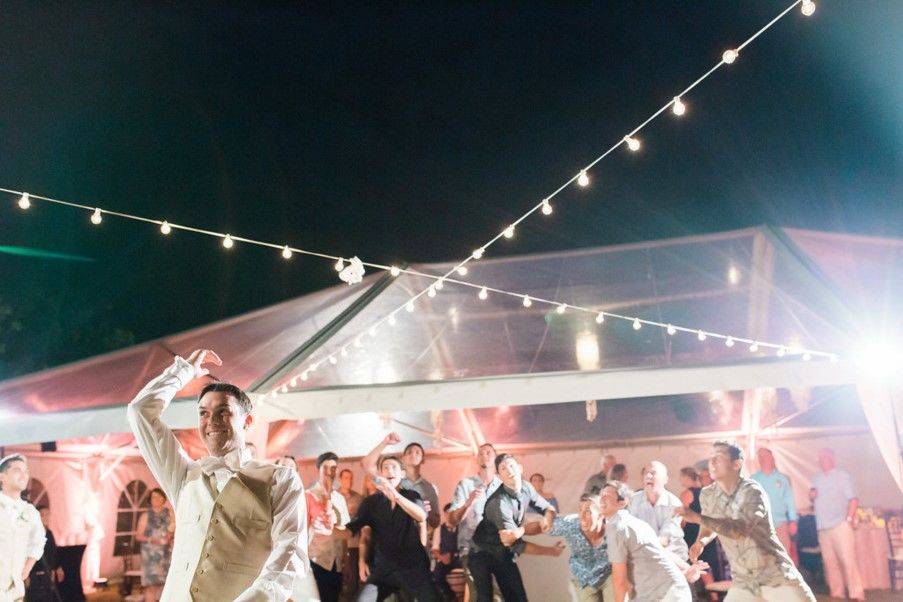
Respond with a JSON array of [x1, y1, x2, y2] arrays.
[[127, 357, 308, 601], [628, 489, 688, 560], [0, 492, 45, 561]]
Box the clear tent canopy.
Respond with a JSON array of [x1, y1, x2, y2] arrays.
[[0, 226, 899, 455]]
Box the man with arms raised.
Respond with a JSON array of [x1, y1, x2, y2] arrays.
[[0, 454, 46, 602], [127, 349, 307, 601], [678, 441, 814, 601], [354, 435, 437, 601]]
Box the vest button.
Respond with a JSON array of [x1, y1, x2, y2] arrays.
[[204, 552, 211, 558], [192, 587, 199, 593], [213, 518, 220, 524], [208, 536, 215, 541]]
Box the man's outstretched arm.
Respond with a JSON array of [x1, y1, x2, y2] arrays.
[[126, 349, 219, 506]]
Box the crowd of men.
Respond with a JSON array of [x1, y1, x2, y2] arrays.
[[0, 349, 870, 601]]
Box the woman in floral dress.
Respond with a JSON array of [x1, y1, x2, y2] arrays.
[[135, 488, 173, 602]]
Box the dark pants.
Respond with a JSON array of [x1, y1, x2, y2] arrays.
[[466, 551, 527, 602], [432, 557, 461, 601], [342, 547, 362, 601], [356, 565, 440, 602], [313, 560, 345, 602]]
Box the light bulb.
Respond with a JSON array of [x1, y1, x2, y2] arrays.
[[282, 245, 293, 259], [354, 337, 363, 348], [503, 225, 515, 239], [725, 337, 735, 348], [541, 200, 553, 215], [311, 361, 320, 371], [290, 377, 298, 387], [222, 234, 234, 249], [281, 384, 288, 393], [749, 342, 760, 353], [472, 248, 485, 260], [17, 193, 30, 210], [435, 279, 444, 291], [556, 303, 566, 314], [388, 313, 397, 326], [334, 258, 344, 272], [456, 266, 468, 276], [802, 352, 812, 361], [728, 266, 741, 285], [667, 324, 676, 335], [672, 96, 686, 116], [428, 287, 437, 298], [777, 346, 786, 357], [90, 208, 102, 224], [301, 371, 309, 381], [633, 318, 642, 330], [406, 300, 415, 312], [723, 49, 738, 64], [478, 287, 488, 300], [577, 170, 590, 187], [624, 136, 641, 152], [340, 347, 348, 357], [160, 221, 172, 235], [698, 330, 707, 341], [801, 0, 815, 16], [595, 313, 605, 324], [522, 296, 532, 308], [329, 356, 337, 365], [390, 265, 401, 277]]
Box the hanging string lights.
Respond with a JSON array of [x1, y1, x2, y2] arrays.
[[1, 0, 826, 399]]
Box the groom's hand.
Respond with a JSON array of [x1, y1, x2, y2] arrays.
[[185, 349, 222, 379]]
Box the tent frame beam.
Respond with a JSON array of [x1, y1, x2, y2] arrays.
[[257, 358, 862, 423]]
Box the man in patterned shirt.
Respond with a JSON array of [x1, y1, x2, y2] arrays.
[[677, 441, 814, 602]]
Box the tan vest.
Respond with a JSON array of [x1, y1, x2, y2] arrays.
[[162, 462, 277, 602]]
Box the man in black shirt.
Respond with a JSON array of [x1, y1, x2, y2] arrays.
[[351, 437, 439, 601], [471, 454, 557, 602]]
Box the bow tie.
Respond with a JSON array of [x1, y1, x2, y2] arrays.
[[199, 455, 243, 475]]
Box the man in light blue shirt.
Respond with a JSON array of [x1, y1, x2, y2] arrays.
[[751, 447, 798, 564], [810, 448, 863, 600]]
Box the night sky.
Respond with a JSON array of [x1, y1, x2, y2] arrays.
[[0, 1, 900, 378]]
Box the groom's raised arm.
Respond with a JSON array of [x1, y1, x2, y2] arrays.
[[127, 350, 216, 506]]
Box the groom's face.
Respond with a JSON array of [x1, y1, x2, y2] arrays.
[[198, 391, 252, 456]]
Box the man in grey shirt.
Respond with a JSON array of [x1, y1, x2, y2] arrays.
[[584, 451, 617, 495], [601, 481, 691, 602], [400, 442, 440, 530]]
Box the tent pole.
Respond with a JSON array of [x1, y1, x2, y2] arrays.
[[248, 268, 402, 394]]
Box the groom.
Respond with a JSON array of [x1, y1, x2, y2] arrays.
[[127, 349, 308, 601]]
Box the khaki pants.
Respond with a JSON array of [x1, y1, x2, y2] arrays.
[[817, 522, 864, 600], [574, 574, 614, 601], [724, 584, 813, 601], [773, 522, 797, 566]]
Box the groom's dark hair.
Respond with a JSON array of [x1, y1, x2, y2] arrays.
[[199, 382, 253, 414]]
